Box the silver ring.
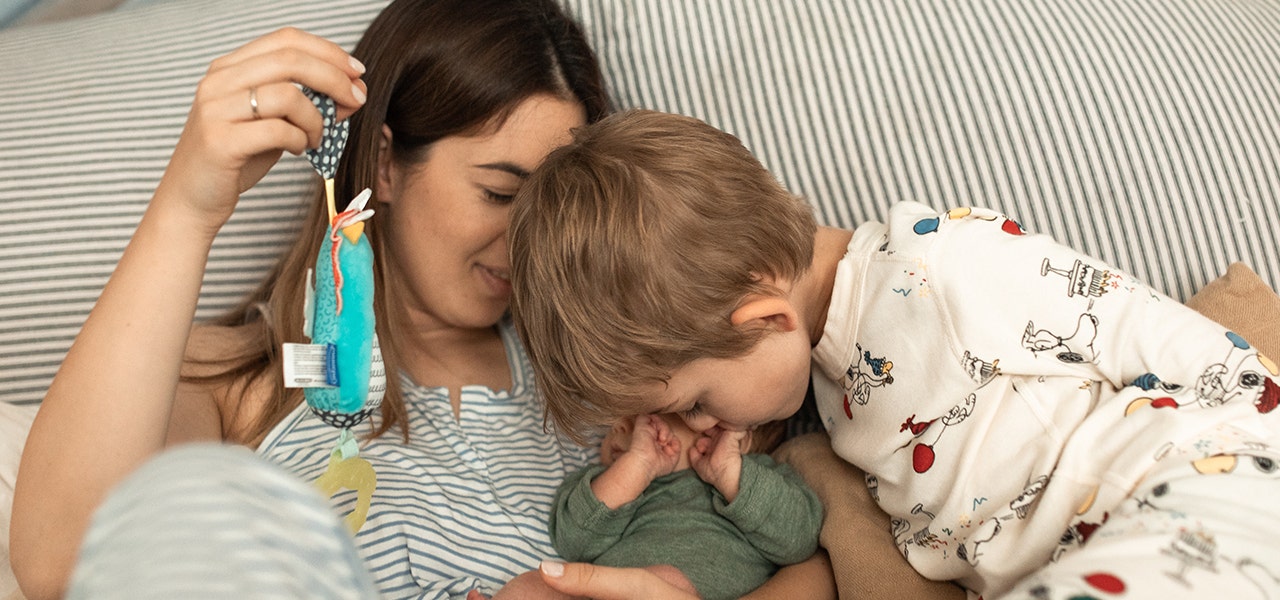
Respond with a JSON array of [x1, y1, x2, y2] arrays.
[[248, 87, 261, 120]]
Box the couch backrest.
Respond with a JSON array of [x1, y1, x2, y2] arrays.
[[2, 0, 1278, 404]]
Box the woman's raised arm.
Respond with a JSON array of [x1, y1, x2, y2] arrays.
[[9, 28, 366, 600]]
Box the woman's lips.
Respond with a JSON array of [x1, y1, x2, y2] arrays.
[[478, 265, 511, 297]]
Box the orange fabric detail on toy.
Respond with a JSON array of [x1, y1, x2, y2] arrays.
[[325, 190, 375, 316]]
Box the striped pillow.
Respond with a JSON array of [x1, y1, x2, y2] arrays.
[[2, 0, 1278, 404], [566, 0, 1280, 303], [0, 0, 390, 404]]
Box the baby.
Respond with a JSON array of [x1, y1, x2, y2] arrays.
[[483, 413, 822, 600]]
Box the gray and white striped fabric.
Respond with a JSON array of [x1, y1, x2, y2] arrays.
[[256, 321, 599, 597], [0, 0, 390, 404], [69, 444, 379, 599], [3, 0, 1279, 404], [565, 0, 1280, 299]]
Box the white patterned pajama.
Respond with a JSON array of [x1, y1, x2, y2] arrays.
[[811, 202, 1280, 599]]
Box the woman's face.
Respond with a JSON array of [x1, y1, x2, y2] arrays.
[[378, 94, 586, 332]]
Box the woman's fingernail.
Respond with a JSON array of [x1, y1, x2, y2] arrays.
[[540, 561, 565, 577], [349, 56, 366, 74], [352, 84, 367, 105]]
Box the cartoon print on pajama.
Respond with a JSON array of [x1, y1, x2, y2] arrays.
[[841, 343, 895, 415], [897, 393, 976, 474], [1050, 474, 1107, 565], [1193, 332, 1280, 413], [1149, 448, 1280, 595], [1022, 255, 1131, 366], [1051, 508, 1108, 563], [891, 505, 942, 560], [1040, 423, 1280, 598], [1009, 475, 1050, 519], [1040, 257, 1117, 299], [1163, 529, 1219, 587], [1125, 332, 1280, 415], [956, 516, 1002, 566], [911, 206, 1024, 237], [953, 475, 1051, 567], [892, 259, 932, 298], [892, 347, 1047, 567], [1159, 510, 1279, 592], [897, 350, 1000, 474], [842, 205, 1280, 599], [1022, 310, 1100, 365], [961, 351, 1000, 386]]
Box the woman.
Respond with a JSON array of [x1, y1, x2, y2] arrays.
[[13, 0, 602, 595], [11, 0, 832, 597]]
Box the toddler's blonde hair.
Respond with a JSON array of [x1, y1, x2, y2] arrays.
[[510, 109, 817, 443]]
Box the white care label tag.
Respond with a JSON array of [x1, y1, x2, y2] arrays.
[[302, 268, 315, 340], [283, 343, 337, 388]]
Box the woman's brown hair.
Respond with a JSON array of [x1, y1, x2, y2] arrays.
[[187, 0, 609, 445]]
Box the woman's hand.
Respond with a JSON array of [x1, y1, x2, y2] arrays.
[[160, 27, 367, 235], [537, 561, 701, 600]]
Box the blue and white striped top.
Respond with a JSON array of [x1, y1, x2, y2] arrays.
[[258, 320, 598, 599]]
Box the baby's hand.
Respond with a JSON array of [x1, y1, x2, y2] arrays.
[[625, 414, 682, 480], [690, 427, 750, 502], [591, 415, 682, 509]]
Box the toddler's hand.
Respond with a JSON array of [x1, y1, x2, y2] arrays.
[[690, 427, 749, 502]]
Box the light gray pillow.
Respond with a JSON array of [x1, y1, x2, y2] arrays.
[[568, 0, 1280, 300]]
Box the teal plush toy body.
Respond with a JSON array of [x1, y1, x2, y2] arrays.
[[304, 189, 383, 428]]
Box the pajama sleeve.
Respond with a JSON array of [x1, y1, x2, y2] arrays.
[[919, 206, 1278, 405]]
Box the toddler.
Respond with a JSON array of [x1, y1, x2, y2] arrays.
[[508, 109, 1280, 599]]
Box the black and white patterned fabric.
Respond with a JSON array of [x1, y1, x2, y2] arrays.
[[301, 86, 349, 180], [1, 0, 1278, 404]]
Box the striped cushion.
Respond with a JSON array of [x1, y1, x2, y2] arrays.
[[0, 0, 390, 404], [565, 0, 1280, 302], [2, 0, 1278, 404]]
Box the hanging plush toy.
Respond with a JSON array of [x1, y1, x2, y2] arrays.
[[283, 87, 384, 533]]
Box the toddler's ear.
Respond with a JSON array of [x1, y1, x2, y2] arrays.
[[730, 296, 799, 333]]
